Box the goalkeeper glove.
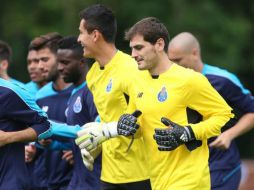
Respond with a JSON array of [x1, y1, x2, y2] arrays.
[[117, 110, 142, 136], [80, 148, 94, 171], [154, 117, 198, 151], [75, 122, 118, 151], [75, 110, 142, 151]]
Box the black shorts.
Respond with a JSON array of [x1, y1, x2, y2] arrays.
[[100, 179, 151, 190]]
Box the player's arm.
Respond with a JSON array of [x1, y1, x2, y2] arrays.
[[185, 73, 234, 139], [210, 113, 254, 149], [0, 86, 51, 145], [0, 128, 37, 147], [48, 120, 81, 139], [209, 78, 254, 149], [154, 73, 234, 151]]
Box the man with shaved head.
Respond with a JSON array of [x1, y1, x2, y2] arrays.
[[168, 32, 254, 190]]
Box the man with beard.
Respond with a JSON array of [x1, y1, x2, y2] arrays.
[[25, 41, 47, 97], [30, 32, 74, 190], [57, 35, 101, 190]]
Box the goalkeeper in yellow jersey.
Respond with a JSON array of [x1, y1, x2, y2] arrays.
[[76, 17, 234, 190], [76, 4, 151, 190]]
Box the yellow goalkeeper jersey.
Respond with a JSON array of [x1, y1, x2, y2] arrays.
[[128, 63, 233, 190], [86, 50, 149, 183]]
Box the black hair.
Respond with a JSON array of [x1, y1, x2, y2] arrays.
[[0, 40, 12, 62], [79, 4, 117, 43], [125, 17, 170, 52]]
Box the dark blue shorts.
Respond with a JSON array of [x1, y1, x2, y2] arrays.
[[211, 165, 241, 190]]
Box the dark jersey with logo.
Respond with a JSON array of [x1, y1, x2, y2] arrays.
[[66, 82, 101, 190]]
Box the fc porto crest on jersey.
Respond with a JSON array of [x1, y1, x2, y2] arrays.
[[73, 96, 82, 113], [106, 79, 113, 93], [157, 86, 168, 102], [42, 106, 49, 112]]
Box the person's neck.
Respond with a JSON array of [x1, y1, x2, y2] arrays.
[[53, 77, 71, 91], [149, 53, 173, 76], [0, 72, 10, 81], [74, 74, 86, 87], [195, 60, 204, 73], [37, 81, 47, 88], [95, 43, 117, 67]]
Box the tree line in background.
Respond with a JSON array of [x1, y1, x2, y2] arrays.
[[0, 0, 254, 157]]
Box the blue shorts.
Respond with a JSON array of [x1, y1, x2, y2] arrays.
[[211, 165, 241, 190]]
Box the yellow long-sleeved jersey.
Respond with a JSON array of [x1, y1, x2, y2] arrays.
[[86, 51, 149, 183], [128, 63, 234, 190]]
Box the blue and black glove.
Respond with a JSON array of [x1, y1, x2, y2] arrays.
[[117, 110, 142, 136], [154, 117, 201, 151]]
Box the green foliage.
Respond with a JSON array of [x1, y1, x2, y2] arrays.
[[0, 0, 253, 156], [1, 0, 253, 82]]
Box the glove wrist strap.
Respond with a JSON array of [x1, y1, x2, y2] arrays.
[[102, 122, 119, 138], [184, 126, 196, 141]]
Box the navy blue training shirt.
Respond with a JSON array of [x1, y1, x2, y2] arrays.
[[34, 82, 74, 189], [66, 82, 101, 190], [202, 64, 254, 182], [0, 78, 51, 190]]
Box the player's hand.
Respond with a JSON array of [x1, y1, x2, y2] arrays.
[[209, 131, 232, 150], [25, 144, 36, 162], [117, 110, 142, 136], [62, 150, 74, 165], [153, 117, 196, 151], [75, 122, 110, 151]]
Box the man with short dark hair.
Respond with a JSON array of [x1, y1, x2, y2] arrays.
[[31, 32, 74, 190], [25, 39, 47, 97], [0, 40, 24, 86], [123, 17, 234, 190], [57, 36, 101, 190], [77, 4, 151, 190]]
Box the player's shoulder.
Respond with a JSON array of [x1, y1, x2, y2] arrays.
[[25, 81, 37, 88], [202, 64, 250, 93], [0, 78, 19, 94], [172, 63, 204, 82], [75, 82, 90, 95], [202, 64, 235, 81], [10, 78, 25, 88], [0, 78, 34, 103], [36, 82, 56, 100], [113, 50, 137, 71]]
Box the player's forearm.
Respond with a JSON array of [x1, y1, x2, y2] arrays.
[[190, 112, 234, 140], [49, 120, 81, 138], [6, 127, 37, 144], [225, 113, 254, 139]]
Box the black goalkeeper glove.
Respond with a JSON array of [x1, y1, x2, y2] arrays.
[[117, 110, 142, 136], [154, 117, 200, 151]]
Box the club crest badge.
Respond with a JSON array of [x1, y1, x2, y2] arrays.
[[42, 106, 49, 112], [73, 96, 82, 113], [106, 79, 113, 93], [157, 86, 168, 102]]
